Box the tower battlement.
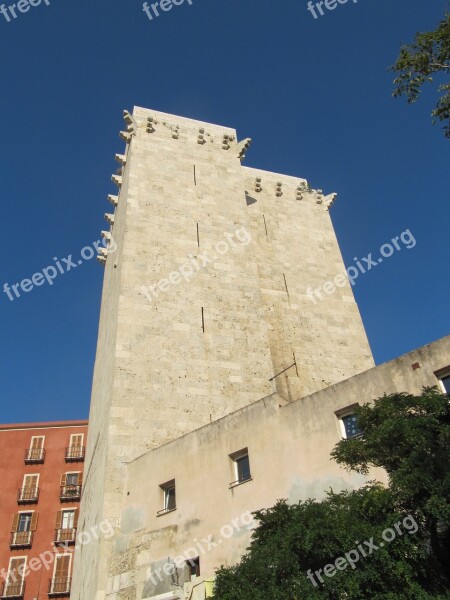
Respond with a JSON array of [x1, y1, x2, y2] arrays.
[[73, 107, 373, 600]]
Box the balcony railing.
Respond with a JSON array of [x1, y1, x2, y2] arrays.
[[0, 580, 25, 598], [60, 485, 81, 501], [17, 487, 39, 504], [54, 528, 76, 544], [24, 448, 45, 464], [10, 531, 33, 548], [48, 577, 71, 596], [64, 446, 85, 462]]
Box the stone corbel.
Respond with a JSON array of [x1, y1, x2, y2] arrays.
[[119, 131, 132, 142], [236, 138, 252, 160], [324, 193, 337, 210], [112, 175, 122, 188], [123, 110, 137, 135], [105, 213, 115, 226], [107, 194, 119, 207]]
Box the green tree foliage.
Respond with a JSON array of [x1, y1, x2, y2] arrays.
[[212, 389, 450, 599], [331, 388, 450, 578], [213, 486, 446, 600], [390, 12, 450, 138]]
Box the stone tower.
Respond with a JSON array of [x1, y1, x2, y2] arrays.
[[71, 107, 373, 599]]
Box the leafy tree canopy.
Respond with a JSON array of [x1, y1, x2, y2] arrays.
[[213, 389, 450, 599], [390, 12, 450, 138], [213, 486, 447, 600]]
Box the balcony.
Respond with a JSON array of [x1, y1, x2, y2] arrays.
[[64, 446, 85, 462], [60, 485, 81, 502], [54, 528, 76, 545], [48, 577, 71, 597], [24, 448, 45, 464], [10, 531, 33, 549], [0, 581, 25, 599], [17, 487, 39, 504]]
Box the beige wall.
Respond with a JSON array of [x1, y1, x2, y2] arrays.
[[73, 106, 377, 599], [115, 335, 450, 599]]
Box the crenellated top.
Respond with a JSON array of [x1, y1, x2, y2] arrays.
[[123, 106, 256, 160], [98, 108, 338, 265], [243, 166, 337, 211]]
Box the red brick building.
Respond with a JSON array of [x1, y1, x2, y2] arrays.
[[0, 421, 88, 600]]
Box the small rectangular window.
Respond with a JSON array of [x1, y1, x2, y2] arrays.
[[229, 449, 252, 487], [25, 436, 45, 463], [187, 557, 200, 579], [18, 513, 32, 532], [434, 367, 450, 395], [335, 405, 363, 439], [440, 374, 450, 394], [158, 480, 176, 515], [341, 413, 363, 438], [66, 434, 85, 461]]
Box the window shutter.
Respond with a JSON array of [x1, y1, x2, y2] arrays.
[[11, 513, 19, 532], [73, 509, 79, 528], [30, 512, 38, 531], [77, 472, 83, 485], [60, 473, 67, 486], [55, 510, 62, 530], [24, 474, 38, 488], [9, 558, 26, 583], [55, 555, 70, 578], [71, 434, 83, 447]]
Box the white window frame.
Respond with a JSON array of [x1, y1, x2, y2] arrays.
[[5, 556, 27, 595], [65, 471, 81, 485], [435, 367, 450, 394], [158, 480, 176, 515], [335, 404, 362, 439], [29, 435, 45, 449], [17, 510, 34, 532], [50, 553, 72, 591], [61, 508, 76, 530], [69, 433, 84, 447], [229, 448, 252, 487], [19, 473, 40, 502], [22, 473, 40, 487]]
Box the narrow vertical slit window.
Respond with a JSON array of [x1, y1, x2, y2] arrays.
[[283, 273, 289, 297], [263, 214, 268, 236]]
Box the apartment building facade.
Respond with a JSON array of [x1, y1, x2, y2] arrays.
[[0, 420, 88, 600]]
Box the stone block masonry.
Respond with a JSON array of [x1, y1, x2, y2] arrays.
[[71, 107, 374, 600]]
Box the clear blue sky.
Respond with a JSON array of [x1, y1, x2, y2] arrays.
[[0, 0, 448, 423]]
